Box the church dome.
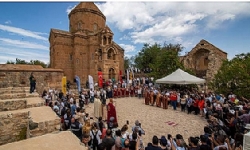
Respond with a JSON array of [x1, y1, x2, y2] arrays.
[[68, 2, 106, 33]]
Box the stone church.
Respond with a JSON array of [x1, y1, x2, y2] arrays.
[[180, 39, 228, 83], [49, 2, 124, 84]]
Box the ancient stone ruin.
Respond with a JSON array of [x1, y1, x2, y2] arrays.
[[180, 39, 228, 83]]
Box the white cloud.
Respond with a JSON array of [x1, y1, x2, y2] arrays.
[[66, 5, 77, 14], [119, 35, 131, 41], [0, 38, 49, 50], [0, 46, 49, 64], [97, 2, 250, 45], [4, 20, 12, 24], [119, 44, 136, 53], [0, 24, 47, 41]]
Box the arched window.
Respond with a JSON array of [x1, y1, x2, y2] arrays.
[[108, 37, 112, 44], [103, 36, 107, 45], [78, 22, 82, 30], [107, 48, 115, 60]]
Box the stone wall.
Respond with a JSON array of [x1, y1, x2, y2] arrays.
[[0, 111, 29, 145], [181, 39, 227, 83], [0, 100, 26, 112], [0, 64, 64, 95]]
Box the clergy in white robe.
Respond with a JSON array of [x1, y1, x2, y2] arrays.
[[94, 98, 103, 118]]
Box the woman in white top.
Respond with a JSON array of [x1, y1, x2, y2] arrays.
[[90, 122, 102, 150]]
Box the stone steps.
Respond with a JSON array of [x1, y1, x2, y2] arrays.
[[0, 87, 40, 100], [0, 131, 84, 150], [0, 106, 60, 145], [27, 107, 61, 138], [0, 97, 44, 112]]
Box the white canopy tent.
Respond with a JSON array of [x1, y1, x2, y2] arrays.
[[155, 68, 206, 84]]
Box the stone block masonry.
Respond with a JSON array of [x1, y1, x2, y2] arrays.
[[0, 99, 27, 111], [0, 111, 29, 145], [0, 64, 64, 94]]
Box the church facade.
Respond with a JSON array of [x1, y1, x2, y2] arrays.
[[49, 2, 124, 84], [180, 39, 228, 83]]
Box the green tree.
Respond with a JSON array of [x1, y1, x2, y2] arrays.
[[15, 58, 29, 64], [149, 43, 185, 79], [134, 43, 161, 72], [134, 42, 193, 80], [210, 53, 250, 99], [5, 58, 48, 68], [30, 60, 47, 68], [6, 60, 15, 64], [124, 56, 131, 70]]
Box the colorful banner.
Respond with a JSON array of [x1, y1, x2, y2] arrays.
[[98, 71, 103, 88], [119, 70, 123, 84], [62, 76, 67, 95], [88, 75, 94, 90], [127, 69, 129, 84], [75, 75, 81, 93]]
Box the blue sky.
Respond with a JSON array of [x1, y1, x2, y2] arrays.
[[0, 2, 250, 64]]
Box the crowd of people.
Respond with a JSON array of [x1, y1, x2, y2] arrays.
[[40, 80, 250, 150]]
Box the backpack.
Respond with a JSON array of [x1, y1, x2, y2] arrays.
[[92, 130, 99, 145]]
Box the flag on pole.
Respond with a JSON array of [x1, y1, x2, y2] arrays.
[[127, 69, 129, 84], [119, 70, 123, 84], [98, 71, 103, 88], [75, 75, 81, 94], [88, 75, 94, 90]]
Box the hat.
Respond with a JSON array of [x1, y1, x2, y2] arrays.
[[160, 136, 168, 146], [245, 124, 250, 130], [135, 120, 140, 126]]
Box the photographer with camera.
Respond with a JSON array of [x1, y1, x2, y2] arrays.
[[169, 134, 187, 150], [132, 120, 145, 135]]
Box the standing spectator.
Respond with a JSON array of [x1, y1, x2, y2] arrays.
[[170, 91, 178, 111], [145, 136, 161, 150], [180, 95, 187, 112], [29, 72, 35, 93], [102, 129, 115, 150], [90, 122, 102, 150], [90, 88, 95, 103]]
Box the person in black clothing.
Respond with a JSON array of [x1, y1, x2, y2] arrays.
[[70, 116, 83, 140], [188, 137, 200, 150], [159, 136, 169, 150], [29, 72, 35, 93], [129, 132, 138, 150], [102, 129, 115, 150], [58, 90, 64, 100], [145, 136, 161, 150], [199, 135, 212, 150]]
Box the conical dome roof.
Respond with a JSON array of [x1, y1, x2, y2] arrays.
[[69, 2, 105, 20]]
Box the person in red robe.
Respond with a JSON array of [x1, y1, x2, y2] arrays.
[[114, 88, 117, 98], [107, 99, 117, 125], [126, 88, 130, 97], [117, 88, 121, 98], [121, 87, 125, 97]]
